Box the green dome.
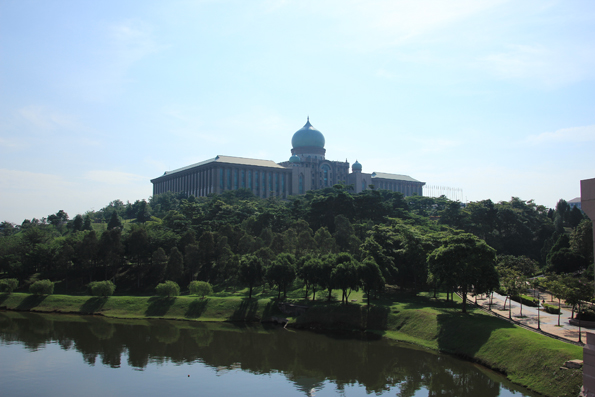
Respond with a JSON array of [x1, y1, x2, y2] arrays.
[[352, 160, 362, 171], [289, 154, 301, 163], [291, 118, 325, 149]]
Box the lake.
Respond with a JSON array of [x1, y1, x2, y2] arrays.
[[0, 311, 539, 396]]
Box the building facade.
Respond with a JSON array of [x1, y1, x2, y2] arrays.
[[151, 118, 425, 198]]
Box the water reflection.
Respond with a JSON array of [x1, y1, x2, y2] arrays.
[[0, 311, 537, 396]]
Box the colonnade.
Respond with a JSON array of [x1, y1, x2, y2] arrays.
[[372, 180, 423, 196], [217, 166, 292, 198]]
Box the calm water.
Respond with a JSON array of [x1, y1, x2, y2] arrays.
[[0, 311, 539, 397]]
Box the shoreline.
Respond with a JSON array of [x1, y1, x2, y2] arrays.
[[0, 292, 583, 397]]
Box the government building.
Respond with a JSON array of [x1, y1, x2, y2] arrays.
[[151, 118, 425, 199]]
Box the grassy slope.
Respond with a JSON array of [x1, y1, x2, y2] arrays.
[[292, 291, 583, 397], [0, 290, 582, 397], [0, 292, 278, 322]]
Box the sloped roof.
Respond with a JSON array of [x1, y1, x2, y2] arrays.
[[370, 172, 422, 183], [161, 155, 286, 177]]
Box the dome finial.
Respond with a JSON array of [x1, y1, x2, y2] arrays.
[[352, 159, 362, 171]]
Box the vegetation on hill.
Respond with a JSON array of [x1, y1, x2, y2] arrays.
[[1, 188, 590, 298]]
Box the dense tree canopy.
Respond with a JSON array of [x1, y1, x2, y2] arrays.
[[0, 187, 589, 306], [427, 233, 497, 313]]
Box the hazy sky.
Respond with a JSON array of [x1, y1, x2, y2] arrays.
[[1, 0, 594, 224]]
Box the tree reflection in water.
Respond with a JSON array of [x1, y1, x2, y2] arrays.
[[0, 312, 537, 396]]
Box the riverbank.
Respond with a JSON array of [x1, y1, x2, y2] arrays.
[[0, 291, 583, 397]]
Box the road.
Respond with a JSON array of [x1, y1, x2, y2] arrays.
[[467, 289, 590, 344]]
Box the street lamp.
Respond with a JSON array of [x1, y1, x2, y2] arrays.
[[537, 300, 541, 330]]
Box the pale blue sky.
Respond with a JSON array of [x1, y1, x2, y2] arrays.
[[1, 0, 594, 223]]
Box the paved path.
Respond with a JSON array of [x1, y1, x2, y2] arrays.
[[466, 289, 590, 344]]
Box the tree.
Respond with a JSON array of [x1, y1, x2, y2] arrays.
[[156, 280, 180, 298], [559, 275, 592, 319], [568, 206, 585, 228], [319, 254, 337, 302], [197, 231, 217, 281], [0, 221, 16, 237], [29, 279, 54, 295], [48, 210, 69, 230], [570, 220, 594, 265], [184, 244, 201, 282], [427, 233, 497, 313], [107, 211, 122, 230], [72, 214, 84, 232], [334, 215, 360, 254], [474, 260, 500, 305], [499, 267, 523, 315], [151, 247, 168, 281], [549, 248, 587, 273], [239, 255, 264, 299], [314, 227, 335, 255], [266, 253, 296, 299], [300, 257, 322, 300], [331, 253, 360, 304], [179, 229, 196, 253], [82, 214, 93, 231], [166, 247, 184, 283], [296, 231, 316, 257], [98, 228, 122, 280], [544, 275, 565, 326], [359, 258, 385, 306], [549, 234, 570, 258], [497, 255, 538, 277], [555, 199, 570, 225], [127, 227, 150, 288], [79, 230, 99, 283], [136, 200, 151, 223], [89, 280, 116, 296], [189, 280, 213, 298], [0, 278, 18, 293]]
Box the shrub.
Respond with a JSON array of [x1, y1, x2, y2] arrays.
[[29, 279, 54, 295], [543, 303, 560, 314], [0, 278, 18, 293], [156, 280, 180, 298], [189, 281, 213, 298], [577, 308, 595, 321], [510, 295, 539, 307], [88, 281, 116, 297]]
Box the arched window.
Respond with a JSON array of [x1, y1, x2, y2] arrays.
[[362, 179, 366, 191], [321, 164, 330, 187], [299, 173, 304, 194]]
